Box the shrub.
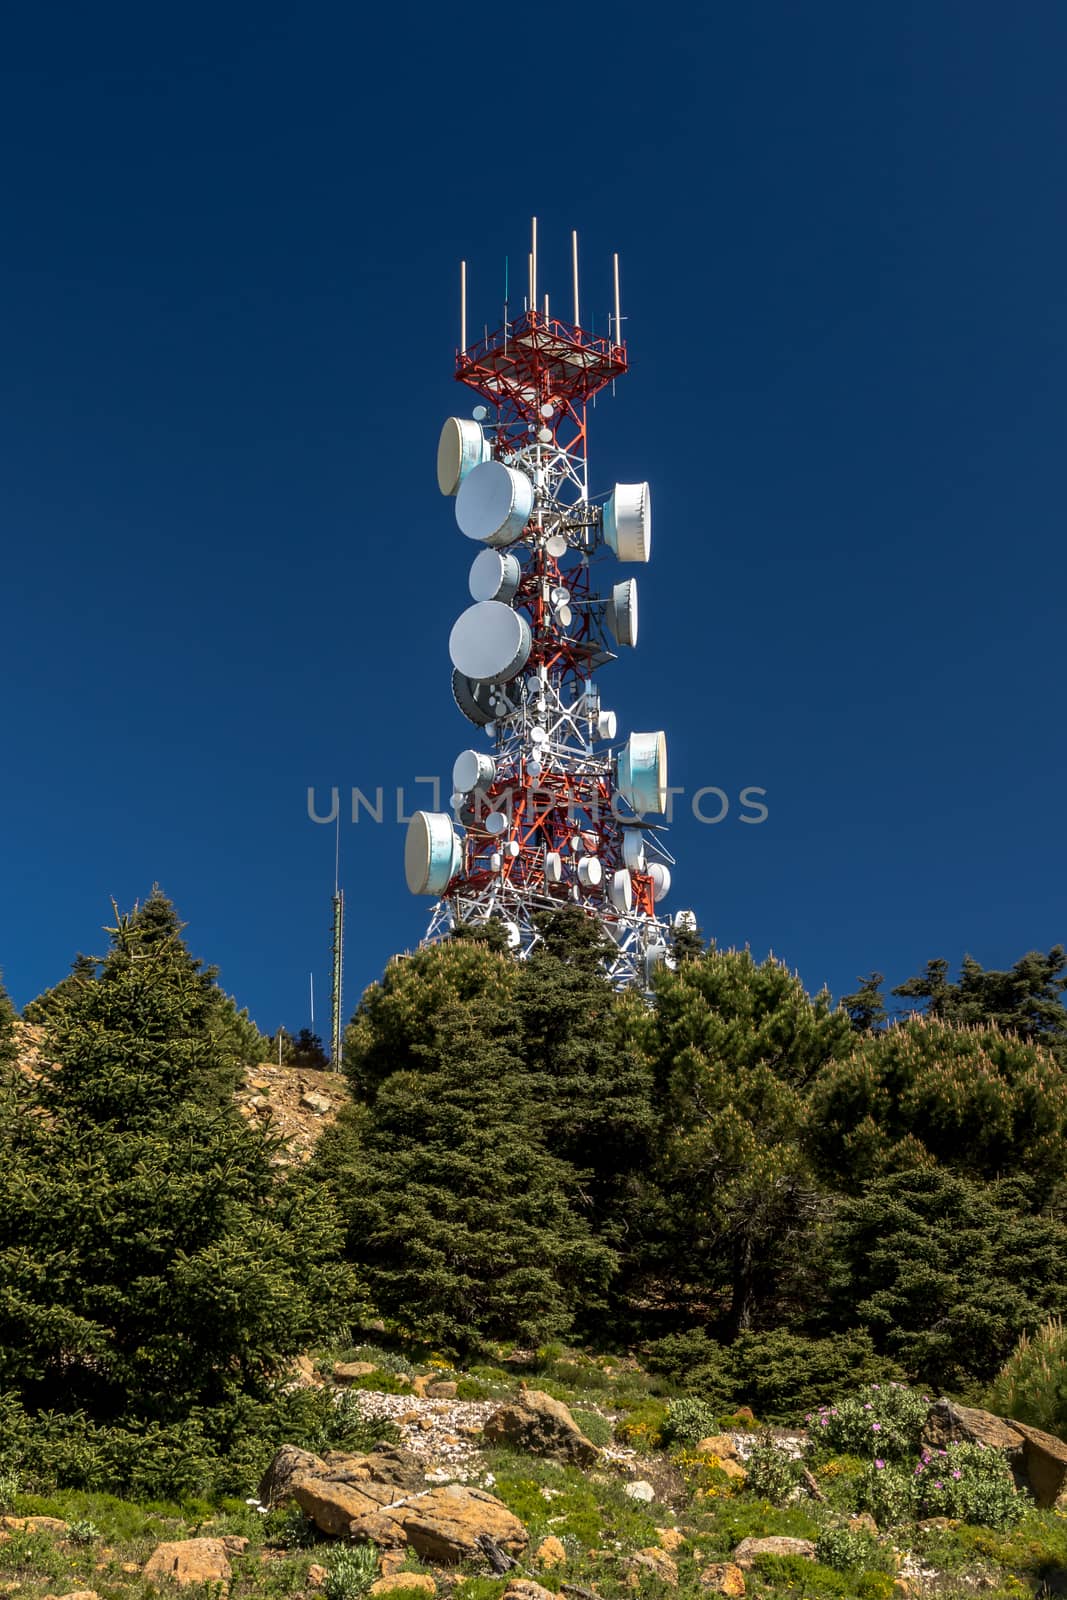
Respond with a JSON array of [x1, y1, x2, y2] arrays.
[[813, 1383, 929, 1462], [324, 1542, 379, 1600], [571, 1410, 613, 1448], [814, 1523, 885, 1572], [743, 1439, 803, 1504], [913, 1441, 1024, 1530], [341, 1344, 417, 1378], [614, 1399, 667, 1448], [662, 1397, 718, 1447], [0, 1465, 19, 1511], [986, 1316, 1067, 1438]]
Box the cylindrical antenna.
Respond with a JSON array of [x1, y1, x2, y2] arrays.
[[572, 230, 580, 326], [531, 216, 538, 314], [460, 260, 467, 351], [310, 971, 315, 1034], [528, 253, 533, 314], [613, 252, 621, 346], [544, 293, 549, 321]]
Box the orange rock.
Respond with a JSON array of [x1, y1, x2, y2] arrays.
[[656, 1527, 685, 1554], [142, 1538, 233, 1588], [699, 1563, 746, 1595], [370, 1577, 437, 1597], [307, 1563, 328, 1590], [628, 1548, 678, 1586], [535, 1535, 567, 1567]]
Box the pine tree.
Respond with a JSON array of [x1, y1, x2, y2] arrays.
[[893, 948, 1067, 1059], [319, 982, 614, 1349], [808, 1016, 1067, 1191], [0, 894, 354, 1425], [839, 971, 887, 1032], [22, 953, 99, 1025], [634, 947, 852, 1336], [0, 973, 17, 1073]]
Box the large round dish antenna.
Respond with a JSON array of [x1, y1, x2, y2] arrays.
[[648, 862, 672, 901], [603, 482, 651, 563], [609, 869, 634, 912], [606, 578, 639, 647], [451, 669, 495, 727], [437, 417, 492, 496], [453, 749, 496, 793], [469, 548, 522, 603], [616, 730, 668, 814], [449, 601, 532, 683], [405, 810, 463, 895], [456, 460, 535, 546]]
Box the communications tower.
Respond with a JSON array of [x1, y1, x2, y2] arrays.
[[404, 221, 694, 988]]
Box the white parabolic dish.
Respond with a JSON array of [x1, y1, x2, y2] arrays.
[[469, 548, 522, 603], [437, 416, 490, 496], [449, 601, 532, 683], [456, 460, 534, 546], [405, 810, 462, 895], [603, 481, 652, 563]]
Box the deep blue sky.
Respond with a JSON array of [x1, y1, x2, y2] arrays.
[[3, 2, 1064, 1035]]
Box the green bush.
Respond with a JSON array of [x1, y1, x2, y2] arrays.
[[812, 1383, 928, 1461], [743, 1439, 803, 1504], [340, 1344, 417, 1378], [814, 1523, 886, 1572], [571, 1410, 613, 1448], [662, 1396, 718, 1447], [913, 1441, 1025, 1530], [986, 1316, 1067, 1437], [324, 1542, 378, 1600], [614, 1398, 667, 1448]]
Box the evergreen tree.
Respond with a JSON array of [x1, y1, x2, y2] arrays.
[[23, 954, 99, 1025], [893, 947, 1067, 1059], [826, 1170, 1067, 1388], [0, 894, 355, 1425], [318, 981, 614, 1349], [515, 909, 656, 1250], [839, 971, 887, 1033], [0, 973, 16, 1072], [633, 948, 852, 1336], [808, 1016, 1067, 1192]]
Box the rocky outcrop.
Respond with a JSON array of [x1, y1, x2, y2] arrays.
[[482, 1389, 599, 1466], [383, 1484, 529, 1563], [731, 1536, 815, 1568], [699, 1565, 746, 1596], [627, 1548, 678, 1586], [257, 1444, 330, 1506], [922, 1399, 1067, 1509], [142, 1538, 233, 1587]]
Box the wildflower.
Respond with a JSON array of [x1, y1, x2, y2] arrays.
[[951, 1470, 961, 1480], [875, 1459, 885, 1470], [863, 1403, 873, 1411], [872, 1422, 882, 1431], [934, 1480, 943, 1490]]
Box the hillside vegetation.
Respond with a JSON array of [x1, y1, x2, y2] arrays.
[[1, 893, 1065, 1598]]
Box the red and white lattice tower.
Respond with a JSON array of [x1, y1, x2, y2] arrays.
[[404, 222, 694, 988]]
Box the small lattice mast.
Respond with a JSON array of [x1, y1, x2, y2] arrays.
[[404, 221, 695, 988]]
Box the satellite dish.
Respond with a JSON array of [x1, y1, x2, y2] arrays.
[[605, 578, 639, 647], [469, 548, 522, 603], [545, 533, 568, 557], [484, 809, 509, 836], [502, 919, 521, 949], [577, 856, 603, 888], [596, 710, 617, 741], [451, 669, 496, 727], [437, 417, 491, 497], [405, 810, 463, 895], [530, 726, 547, 745], [622, 830, 647, 872], [505, 840, 521, 858], [603, 481, 651, 562], [616, 730, 668, 814], [526, 756, 542, 777], [554, 604, 573, 628], [673, 909, 698, 932], [453, 749, 496, 793], [472, 404, 489, 421], [537, 427, 552, 444], [609, 869, 633, 912], [648, 862, 671, 901], [449, 601, 532, 683], [644, 941, 669, 982], [545, 850, 563, 883], [456, 460, 534, 546], [490, 851, 502, 871]]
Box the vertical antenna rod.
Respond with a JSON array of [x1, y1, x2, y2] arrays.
[[613, 252, 621, 346], [460, 260, 467, 352], [572, 230, 580, 326], [531, 216, 538, 314], [330, 813, 344, 1069], [309, 972, 315, 1035]]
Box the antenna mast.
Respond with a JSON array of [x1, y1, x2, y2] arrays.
[[330, 815, 344, 1069]]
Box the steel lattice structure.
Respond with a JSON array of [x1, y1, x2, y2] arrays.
[[404, 227, 693, 989]]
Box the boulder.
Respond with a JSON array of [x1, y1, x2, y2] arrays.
[[1012, 1420, 1067, 1510], [426, 1381, 458, 1399], [483, 1389, 599, 1466], [0, 1515, 70, 1533], [292, 1475, 399, 1539], [699, 1565, 746, 1596], [385, 1484, 528, 1563], [695, 1434, 743, 1464], [257, 1445, 329, 1507], [142, 1538, 233, 1587], [848, 1513, 879, 1536], [657, 1527, 685, 1554], [370, 1577, 437, 1597], [503, 1583, 557, 1600], [334, 1360, 380, 1382], [623, 1480, 655, 1502], [535, 1535, 568, 1567], [323, 1444, 426, 1492], [307, 1565, 328, 1591], [921, 1400, 1023, 1456], [731, 1536, 815, 1569], [627, 1548, 678, 1586]]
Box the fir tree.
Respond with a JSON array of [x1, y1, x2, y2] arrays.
[[0, 894, 355, 1425], [22, 953, 99, 1025], [319, 982, 614, 1349], [893, 948, 1067, 1059]]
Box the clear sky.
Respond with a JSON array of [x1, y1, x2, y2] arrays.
[[2, 1, 1064, 1034]]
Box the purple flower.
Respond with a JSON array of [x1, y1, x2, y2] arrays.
[[872, 1384, 881, 1391], [819, 1418, 828, 1426], [875, 1459, 885, 1470], [934, 1480, 943, 1490], [863, 1403, 873, 1411], [872, 1423, 882, 1431], [951, 1470, 961, 1480]]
